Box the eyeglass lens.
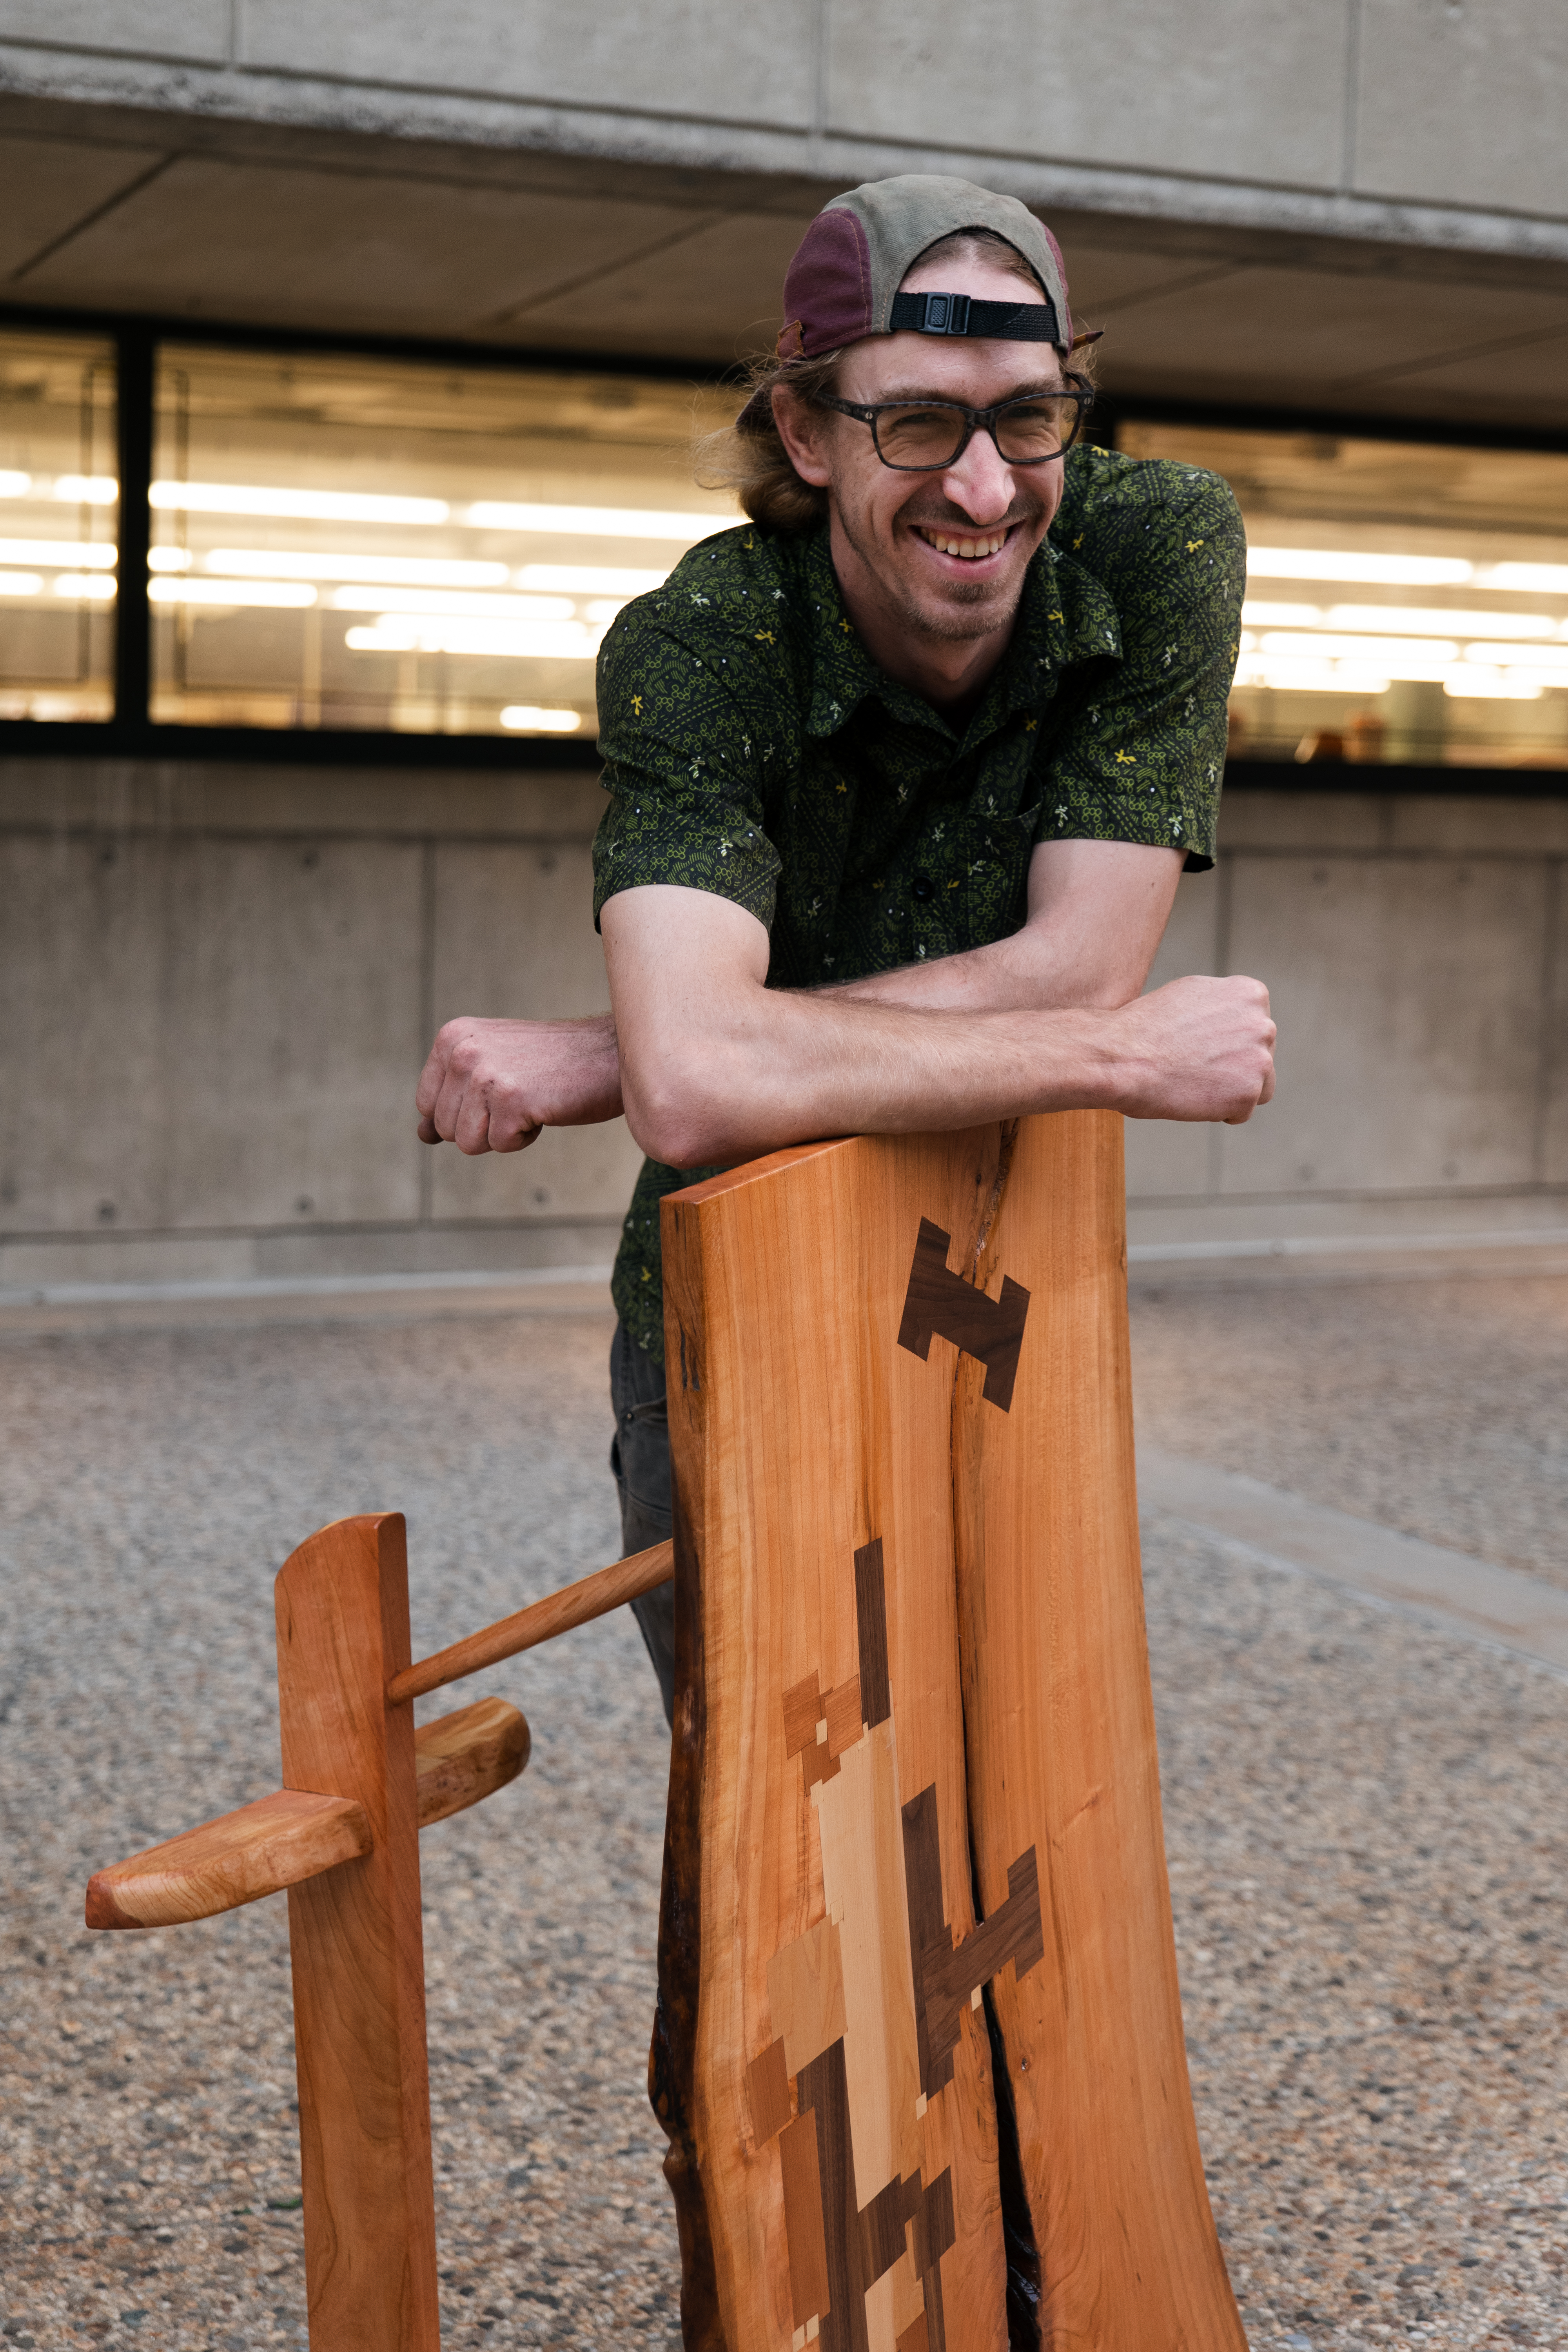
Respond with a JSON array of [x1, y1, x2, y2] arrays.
[[874, 393, 1083, 468]]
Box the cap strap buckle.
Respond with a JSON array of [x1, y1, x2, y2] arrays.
[[921, 290, 970, 334], [888, 290, 1063, 343]]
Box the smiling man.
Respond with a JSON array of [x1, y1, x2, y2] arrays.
[[416, 176, 1276, 1722]]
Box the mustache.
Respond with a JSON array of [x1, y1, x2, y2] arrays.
[[900, 504, 1042, 534]]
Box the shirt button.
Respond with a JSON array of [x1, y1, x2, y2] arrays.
[[912, 875, 934, 901]]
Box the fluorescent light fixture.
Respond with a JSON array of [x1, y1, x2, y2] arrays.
[[1463, 641, 1568, 670], [1475, 562, 1568, 596], [148, 546, 191, 572], [149, 578, 317, 608], [1240, 601, 1324, 628], [328, 586, 575, 619], [466, 501, 732, 541], [515, 563, 669, 595], [0, 571, 43, 595], [345, 619, 601, 660], [1445, 670, 1543, 699], [500, 705, 583, 732], [1324, 604, 1559, 639], [0, 472, 32, 497], [207, 548, 511, 586], [1259, 631, 1456, 674], [52, 475, 118, 505], [0, 538, 116, 568], [1247, 547, 1473, 587], [149, 482, 448, 524], [584, 597, 630, 626], [1234, 654, 1393, 694], [53, 573, 116, 601]]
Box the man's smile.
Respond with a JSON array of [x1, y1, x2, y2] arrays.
[[913, 524, 1012, 561]]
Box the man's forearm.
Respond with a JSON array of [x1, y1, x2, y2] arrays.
[[820, 839, 1182, 1016], [622, 978, 1268, 1169], [817, 933, 1063, 1014]]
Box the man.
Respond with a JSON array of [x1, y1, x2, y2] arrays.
[[416, 176, 1276, 1724]]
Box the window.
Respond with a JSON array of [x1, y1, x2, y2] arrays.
[[5, 314, 1567, 780], [1122, 421, 1568, 769], [0, 330, 117, 722], [149, 346, 740, 738]]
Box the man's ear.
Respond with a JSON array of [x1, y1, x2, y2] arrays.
[[769, 386, 834, 491]]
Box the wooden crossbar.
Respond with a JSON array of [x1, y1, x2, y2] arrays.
[[86, 1695, 530, 1931], [386, 1537, 673, 1704]]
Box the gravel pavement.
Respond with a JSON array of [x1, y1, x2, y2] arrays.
[[1130, 1272, 1568, 1590], [2, 1284, 1566, 2352]]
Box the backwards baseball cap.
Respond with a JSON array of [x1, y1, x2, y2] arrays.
[[738, 174, 1098, 432]]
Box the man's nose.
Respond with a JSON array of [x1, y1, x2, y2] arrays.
[[938, 428, 1017, 525]]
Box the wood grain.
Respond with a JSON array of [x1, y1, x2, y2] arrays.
[[949, 1113, 1245, 2350], [652, 1120, 1241, 2351], [388, 1539, 672, 1703], [85, 1695, 530, 1934], [276, 1511, 440, 2352], [415, 1695, 530, 1828], [85, 1790, 372, 1931], [658, 1135, 1009, 2352]]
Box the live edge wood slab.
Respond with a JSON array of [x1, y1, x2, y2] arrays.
[[655, 1112, 1244, 2352]]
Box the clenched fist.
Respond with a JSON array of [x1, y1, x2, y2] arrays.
[[415, 1013, 623, 1153], [1112, 974, 1276, 1125]]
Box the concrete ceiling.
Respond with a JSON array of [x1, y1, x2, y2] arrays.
[[2, 92, 1567, 432]]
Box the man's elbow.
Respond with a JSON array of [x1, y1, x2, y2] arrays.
[[621, 1047, 735, 1170]]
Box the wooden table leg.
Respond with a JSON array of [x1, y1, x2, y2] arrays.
[[275, 1511, 440, 2352]]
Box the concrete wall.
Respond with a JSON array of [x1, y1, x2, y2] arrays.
[[2, 764, 1564, 1294], [4, 3, 1568, 426], [4, 0, 1567, 251], [0, 757, 642, 1290], [1127, 790, 1568, 1261]]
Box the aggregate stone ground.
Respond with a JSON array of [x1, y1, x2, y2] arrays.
[[1130, 1271, 1568, 1590], [2, 1286, 1566, 2351]]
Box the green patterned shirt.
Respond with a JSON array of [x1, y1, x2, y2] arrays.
[[592, 444, 1245, 1358]]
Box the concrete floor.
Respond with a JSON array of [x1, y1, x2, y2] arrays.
[[2, 1280, 1566, 2351]]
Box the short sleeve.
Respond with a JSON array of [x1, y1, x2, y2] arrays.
[[1038, 465, 1245, 872], [591, 596, 784, 931]]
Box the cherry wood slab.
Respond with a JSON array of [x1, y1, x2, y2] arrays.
[[654, 1116, 1243, 2352]]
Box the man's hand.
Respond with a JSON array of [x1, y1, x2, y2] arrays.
[[1109, 975, 1276, 1125], [415, 1013, 622, 1153]]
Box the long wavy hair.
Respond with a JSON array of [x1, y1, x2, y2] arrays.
[[696, 228, 1097, 536]]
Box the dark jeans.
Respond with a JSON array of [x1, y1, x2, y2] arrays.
[[609, 1319, 676, 1728]]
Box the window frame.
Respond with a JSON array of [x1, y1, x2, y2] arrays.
[[3, 300, 1568, 793]]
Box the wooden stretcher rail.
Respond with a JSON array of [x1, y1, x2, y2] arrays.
[[86, 1695, 528, 1931], [386, 1538, 674, 1705]]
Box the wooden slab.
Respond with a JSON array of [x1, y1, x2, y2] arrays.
[[654, 1115, 1243, 2352]]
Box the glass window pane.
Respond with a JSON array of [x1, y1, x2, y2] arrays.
[[0, 329, 117, 723], [1121, 422, 1568, 771], [150, 347, 742, 739]]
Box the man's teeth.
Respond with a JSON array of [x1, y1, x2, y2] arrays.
[[919, 528, 1007, 559]]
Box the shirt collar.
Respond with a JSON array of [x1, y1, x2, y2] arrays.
[[802, 519, 1123, 744]]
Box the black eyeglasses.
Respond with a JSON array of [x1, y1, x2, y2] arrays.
[[813, 377, 1094, 471]]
